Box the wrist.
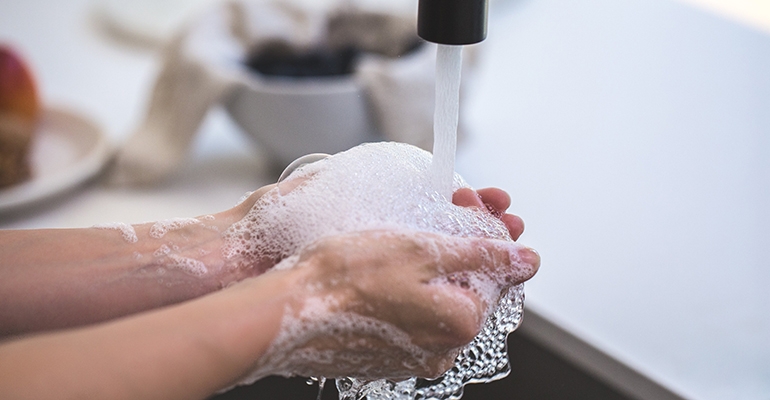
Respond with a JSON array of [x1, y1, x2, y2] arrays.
[[124, 182, 281, 296]]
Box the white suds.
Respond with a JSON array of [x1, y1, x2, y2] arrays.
[[154, 244, 171, 257], [222, 142, 511, 266], [223, 142, 534, 396], [93, 222, 138, 243], [165, 253, 208, 276], [149, 218, 201, 239]]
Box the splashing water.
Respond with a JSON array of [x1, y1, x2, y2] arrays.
[[336, 286, 524, 400], [334, 46, 526, 400]]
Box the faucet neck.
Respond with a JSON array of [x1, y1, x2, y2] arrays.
[[417, 0, 488, 45]]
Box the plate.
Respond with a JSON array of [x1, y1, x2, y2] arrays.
[[0, 107, 113, 213]]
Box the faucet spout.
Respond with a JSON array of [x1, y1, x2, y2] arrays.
[[417, 0, 489, 45]]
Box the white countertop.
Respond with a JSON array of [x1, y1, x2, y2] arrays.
[[1, 0, 768, 398], [457, 0, 770, 398]]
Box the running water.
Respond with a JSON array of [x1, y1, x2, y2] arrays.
[[430, 45, 464, 200]]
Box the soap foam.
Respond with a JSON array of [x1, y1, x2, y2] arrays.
[[224, 142, 529, 398], [165, 253, 208, 276], [149, 217, 202, 239], [223, 142, 511, 265], [93, 222, 138, 243], [154, 244, 171, 257]]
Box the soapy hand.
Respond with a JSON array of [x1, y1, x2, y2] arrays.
[[258, 228, 539, 380], [0, 182, 540, 400], [452, 187, 525, 241], [243, 184, 540, 381]]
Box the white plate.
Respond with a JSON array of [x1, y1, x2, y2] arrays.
[[0, 108, 113, 213]]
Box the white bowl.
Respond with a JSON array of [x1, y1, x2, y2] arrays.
[[224, 73, 380, 167]]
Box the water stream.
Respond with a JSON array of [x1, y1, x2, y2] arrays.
[[430, 45, 464, 200]]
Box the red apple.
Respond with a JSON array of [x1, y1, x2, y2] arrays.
[[0, 45, 39, 122], [0, 45, 40, 187]]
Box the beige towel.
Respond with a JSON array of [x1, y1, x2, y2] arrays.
[[110, 1, 472, 186]]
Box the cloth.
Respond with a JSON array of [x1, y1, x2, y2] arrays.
[[109, 1, 472, 186]]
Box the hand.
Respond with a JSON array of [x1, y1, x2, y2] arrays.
[[0, 185, 539, 400], [252, 186, 539, 380]]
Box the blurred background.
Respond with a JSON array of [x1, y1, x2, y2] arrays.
[[0, 0, 768, 399]]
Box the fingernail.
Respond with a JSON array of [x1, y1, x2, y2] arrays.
[[519, 247, 541, 269]]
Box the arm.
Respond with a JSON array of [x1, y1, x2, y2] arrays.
[[0, 267, 295, 400], [0, 229, 539, 400], [0, 183, 523, 338], [0, 184, 277, 337], [0, 183, 538, 399]]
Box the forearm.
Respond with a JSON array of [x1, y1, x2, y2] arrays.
[[0, 268, 297, 400], [0, 227, 215, 336], [0, 192, 272, 337]]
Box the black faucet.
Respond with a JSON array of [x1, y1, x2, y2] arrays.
[[417, 0, 489, 45]]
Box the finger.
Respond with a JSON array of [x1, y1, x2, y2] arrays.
[[426, 236, 540, 342], [431, 234, 540, 286], [421, 283, 488, 348], [501, 213, 525, 241], [452, 188, 484, 208], [252, 184, 276, 199], [476, 188, 511, 214]]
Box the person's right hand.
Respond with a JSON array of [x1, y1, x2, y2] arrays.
[[253, 228, 540, 380]]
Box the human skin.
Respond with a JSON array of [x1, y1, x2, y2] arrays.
[[254, 229, 539, 381], [0, 185, 525, 337], [0, 184, 278, 337], [0, 185, 539, 399]]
